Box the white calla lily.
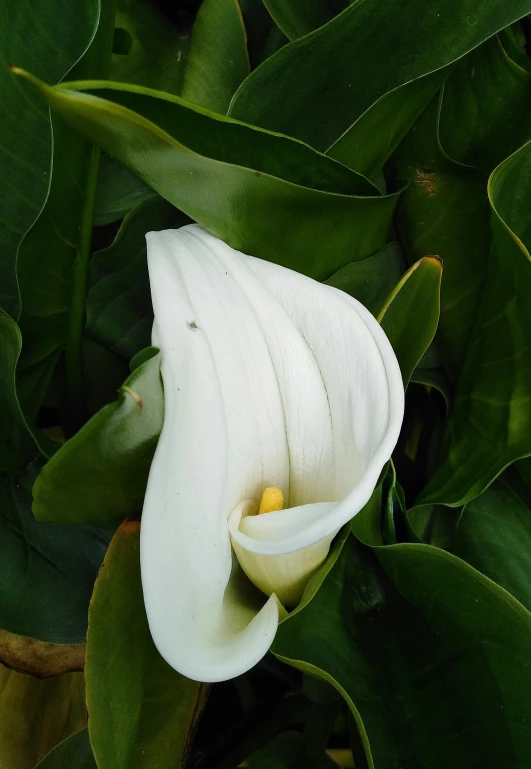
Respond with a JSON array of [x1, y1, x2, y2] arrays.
[[140, 225, 404, 683]]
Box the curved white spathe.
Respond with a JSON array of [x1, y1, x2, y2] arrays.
[[140, 224, 404, 682]]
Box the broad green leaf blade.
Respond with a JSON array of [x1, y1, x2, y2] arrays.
[[33, 350, 163, 526], [262, 0, 347, 41], [16, 0, 117, 436], [229, 0, 531, 152], [275, 535, 531, 768], [94, 153, 154, 225], [36, 729, 96, 769], [419, 138, 531, 505], [86, 522, 208, 769], [378, 257, 442, 386], [327, 69, 449, 180], [17, 75, 398, 281], [391, 97, 490, 381], [452, 476, 531, 611], [180, 0, 249, 113], [325, 242, 405, 317], [0, 0, 99, 317], [439, 36, 531, 174], [0, 665, 87, 769], [0, 471, 109, 643], [110, 0, 190, 93], [87, 197, 187, 359]]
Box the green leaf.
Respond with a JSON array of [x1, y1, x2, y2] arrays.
[[452, 476, 531, 611], [390, 97, 491, 381], [94, 153, 154, 225], [0, 665, 87, 769], [0, 470, 109, 643], [0, 0, 99, 317], [16, 0, 117, 435], [180, 0, 250, 113], [87, 197, 187, 359], [229, 0, 531, 152], [36, 729, 96, 769], [17, 75, 398, 281], [110, 0, 191, 94], [0, 309, 34, 472], [419, 138, 531, 505], [86, 522, 208, 769], [439, 36, 531, 174], [378, 257, 442, 387], [274, 534, 531, 768], [327, 69, 450, 181], [325, 241, 405, 317], [262, 0, 347, 41], [33, 349, 163, 526]]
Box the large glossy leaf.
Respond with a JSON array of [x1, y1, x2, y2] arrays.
[[0, 0, 98, 318], [16, 74, 399, 281], [33, 349, 163, 526], [274, 534, 531, 768], [94, 153, 154, 225], [439, 36, 531, 174], [110, 0, 190, 93], [262, 0, 347, 41], [87, 197, 187, 358], [0, 665, 87, 769], [229, 0, 531, 152], [419, 138, 531, 505], [325, 242, 405, 317], [0, 470, 109, 643], [180, 0, 249, 113], [36, 729, 96, 769], [390, 98, 491, 381], [327, 69, 450, 181], [452, 475, 531, 612], [86, 522, 208, 769], [378, 256, 442, 386], [16, 0, 117, 434]]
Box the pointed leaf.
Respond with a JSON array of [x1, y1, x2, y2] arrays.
[[180, 0, 249, 113], [33, 349, 163, 526], [378, 257, 442, 386], [36, 729, 96, 769], [86, 522, 208, 769], [16, 74, 398, 281]]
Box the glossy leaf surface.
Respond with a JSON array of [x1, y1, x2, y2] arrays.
[[87, 197, 187, 359], [391, 99, 491, 381], [262, 0, 347, 41], [452, 476, 531, 611], [439, 36, 531, 174], [230, 0, 531, 151], [419, 138, 531, 504], [36, 729, 96, 769], [180, 0, 249, 113], [275, 534, 531, 768], [0, 0, 98, 317], [0, 471, 109, 643], [379, 257, 442, 386], [20, 75, 398, 281], [110, 0, 190, 93], [33, 350, 163, 526], [86, 522, 208, 769], [0, 665, 87, 769], [325, 242, 405, 317]]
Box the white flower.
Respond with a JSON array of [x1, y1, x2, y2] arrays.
[[140, 225, 404, 683]]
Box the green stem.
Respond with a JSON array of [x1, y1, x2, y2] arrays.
[[65, 146, 101, 432]]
